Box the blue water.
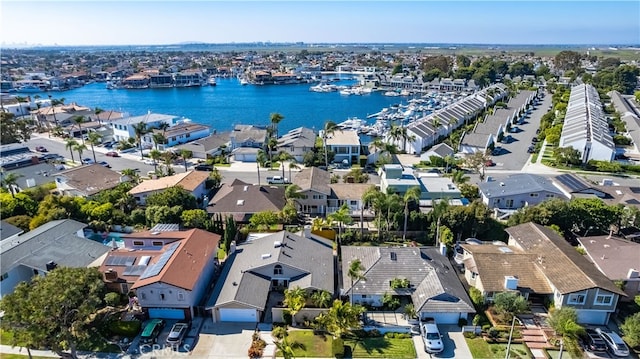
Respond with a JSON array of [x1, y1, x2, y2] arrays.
[[32, 77, 405, 134], [88, 231, 124, 246]]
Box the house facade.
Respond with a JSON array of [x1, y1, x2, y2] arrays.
[[292, 167, 332, 216], [55, 164, 127, 197], [277, 127, 316, 163], [324, 130, 361, 164], [128, 170, 210, 205], [111, 113, 181, 143], [478, 174, 568, 211]]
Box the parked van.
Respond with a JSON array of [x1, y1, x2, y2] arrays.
[[140, 319, 165, 344]]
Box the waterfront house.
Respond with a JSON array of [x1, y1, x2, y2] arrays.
[[576, 235, 640, 300], [206, 179, 287, 223], [460, 222, 625, 324], [145, 122, 211, 149], [172, 132, 230, 160], [559, 84, 614, 163], [129, 170, 210, 206], [110, 113, 182, 144], [229, 125, 267, 151], [342, 246, 475, 324], [105, 227, 221, 319], [420, 143, 455, 162], [478, 174, 568, 213], [379, 164, 420, 195], [277, 127, 317, 163], [55, 164, 127, 197], [206, 230, 335, 323], [1, 219, 110, 299], [292, 167, 332, 216], [324, 129, 361, 165], [327, 183, 375, 218]]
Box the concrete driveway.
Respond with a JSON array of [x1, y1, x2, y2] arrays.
[[190, 321, 256, 359], [413, 325, 473, 359]]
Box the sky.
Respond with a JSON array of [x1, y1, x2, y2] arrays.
[[1, 1, 639, 46]]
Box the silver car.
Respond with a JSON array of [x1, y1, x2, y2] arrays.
[[595, 328, 629, 357]]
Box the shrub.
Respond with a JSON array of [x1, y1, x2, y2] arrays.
[[272, 326, 287, 340], [282, 311, 293, 326], [488, 327, 500, 342], [368, 329, 382, 337], [463, 331, 476, 339], [104, 292, 122, 307], [482, 324, 492, 332], [108, 320, 141, 337], [332, 337, 345, 357]]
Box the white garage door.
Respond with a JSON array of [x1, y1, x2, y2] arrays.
[[420, 312, 462, 325], [148, 308, 186, 320], [576, 310, 608, 325], [219, 308, 258, 322]]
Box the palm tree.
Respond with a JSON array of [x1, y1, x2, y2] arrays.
[[328, 203, 353, 249], [322, 120, 338, 167], [275, 151, 294, 180], [152, 133, 166, 150], [86, 131, 103, 163], [267, 137, 278, 165], [74, 143, 88, 164], [71, 115, 86, 144], [1, 172, 23, 197], [157, 122, 170, 135], [347, 259, 366, 305], [283, 286, 307, 327], [120, 169, 140, 185], [274, 336, 295, 359], [48, 95, 64, 126], [389, 124, 415, 153], [65, 138, 79, 163], [179, 149, 192, 172], [131, 122, 149, 159], [115, 192, 136, 213], [311, 290, 332, 309], [288, 160, 300, 180], [285, 184, 304, 210], [360, 185, 380, 239], [450, 169, 470, 185], [161, 151, 175, 176], [14, 96, 28, 118], [270, 112, 284, 139], [149, 149, 162, 173], [93, 107, 104, 124], [402, 186, 422, 241], [256, 149, 268, 186]]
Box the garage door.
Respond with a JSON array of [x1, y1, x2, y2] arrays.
[[219, 308, 258, 322], [576, 310, 608, 325], [420, 312, 463, 325], [148, 308, 186, 320]]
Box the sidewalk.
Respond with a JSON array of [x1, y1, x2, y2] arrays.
[[0, 344, 132, 359]]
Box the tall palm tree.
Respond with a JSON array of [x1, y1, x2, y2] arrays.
[[86, 131, 103, 163], [152, 133, 166, 150], [270, 112, 284, 139], [328, 203, 352, 249], [267, 137, 278, 165], [120, 169, 140, 185], [275, 151, 294, 180], [322, 120, 338, 167], [74, 143, 88, 163], [402, 186, 422, 241], [131, 122, 149, 159], [149, 149, 162, 173], [65, 138, 79, 163], [48, 95, 64, 126], [285, 184, 304, 212], [71, 115, 86, 144], [157, 122, 170, 135], [360, 185, 381, 240], [347, 259, 366, 305], [288, 160, 300, 180], [179, 149, 192, 172], [161, 151, 175, 176], [256, 149, 268, 186], [14, 96, 28, 118], [1, 172, 23, 197], [93, 107, 104, 124]]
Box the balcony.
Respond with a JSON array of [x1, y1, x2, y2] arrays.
[[326, 206, 375, 218]]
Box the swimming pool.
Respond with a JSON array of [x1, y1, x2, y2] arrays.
[[87, 231, 125, 247]]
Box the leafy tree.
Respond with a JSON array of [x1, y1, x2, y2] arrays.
[[493, 291, 529, 320], [328, 203, 353, 246], [402, 186, 421, 241], [86, 131, 103, 163], [132, 122, 149, 159], [145, 205, 182, 226], [249, 210, 279, 230], [314, 299, 365, 339], [459, 183, 479, 200], [554, 51, 582, 72], [342, 168, 369, 183], [553, 146, 581, 166], [613, 64, 640, 94], [619, 312, 640, 348], [181, 209, 210, 229], [0, 267, 106, 359], [5, 214, 32, 232], [439, 225, 454, 251], [469, 287, 485, 310], [223, 215, 237, 254], [465, 151, 490, 181], [283, 286, 307, 327], [0, 112, 32, 145], [347, 258, 366, 305], [547, 307, 585, 357], [145, 186, 197, 209], [104, 292, 121, 307], [311, 290, 332, 309]]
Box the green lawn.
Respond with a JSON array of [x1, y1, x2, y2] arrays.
[[282, 330, 334, 358], [546, 349, 580, 359], [466, 338, 532, 359], [0, 355, 53, 359], [466, 337, 493, 358], [344, 337, 416, 358]]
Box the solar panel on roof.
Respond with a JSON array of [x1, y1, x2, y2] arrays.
[[555, 174, 588, 192], [123, 265, 148, 276], [105, 256, 137, 266], [139, 242, 180, 280]]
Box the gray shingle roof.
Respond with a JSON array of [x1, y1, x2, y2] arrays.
[[479, 174, 566, 199], [293, 167, 332, 195], [208, 231, 334, 310], [1, 220, 23, 239], [342, 246, 474, 314], [0, 219, 110, 274], [207, 180, 287, 220]]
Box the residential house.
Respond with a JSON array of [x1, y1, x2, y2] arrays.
[[129, 170, 210, 206], [478, 174, 568, 212], [460, 222, 625, 324], [172, 132, 230, 160], [327, 183, 375, 218], [229, 125, 267, 151], [0, 220, 23, 243], [277, 127, 317, 163], [380, 164, 421, 195], [110, 113, 181, 144], [103, 227, 221, 319], [206, 179, 287, 223], [577, 235, 640, 300], [559, 84, 615, 163], [206, 230, 335, 322], [292, 167, 332, 216], [342, 246, 475, 324], [324, 129, 361, 165], [146, 122, 211, 149], [420, 143, 455, 162], [55, 164, 127, 197], [553, 173, 610, 200], [417, 173, 465, 207], [1, 219, 110, 298]]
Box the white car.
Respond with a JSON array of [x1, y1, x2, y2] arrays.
[[421, 319, 443, 354], [595, 328, 630, 357], [142, 158, 156, 165]]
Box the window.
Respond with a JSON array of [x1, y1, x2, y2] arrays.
[[141, 292, 147, 300], [506, 199, 514, 208], [186, 133, 191, 138], [152, 241, 163, 246], [274, 265, 283, 275], [567, 293, 586, 305], [530, 193, 539, 197], [361, 294, 368, 299], [546, 194, 554, 198], [121, 283, 129, 293], [133, 240, 144, 246], [594, 290, 614, 305], [0, 273, 8, 281], [178, 291, 185, 301], [160, 293, 165, 300]]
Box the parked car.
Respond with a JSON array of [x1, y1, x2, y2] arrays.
[[139, 319, 165, 344], [532, 137, 539, 143], [485, 159, 495, 167], [35, 146, 48, 152], [82, 158, 95, 165], [98, 161, 111, 168], [166, 321, 190, 349], [267, 176, 290, 184], [527, 145, 535, 154], [421, 318, 443, 354], [194, 164, 213, 171], [595, 329, 629, 357], [105, 151, 120, 157], [579, 328, 608, 352]]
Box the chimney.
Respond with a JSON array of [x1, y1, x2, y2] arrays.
[[504, 276, 518, 290], [439, 241, 448, 257], [104, 269, 118, 281], [45, 261, 58, 271]]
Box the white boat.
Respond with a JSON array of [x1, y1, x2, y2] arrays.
[[239, 78, 249, 86], [339, 88, 353, 96], [384, 91, 400, 97], [207, 76, 217, 86]]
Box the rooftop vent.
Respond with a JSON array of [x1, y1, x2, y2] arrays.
[[261, 253, 272, 259], [390, 252, 397, 261], [243, 185, 249, 192], [236, 199, 245, 206], [151, 231, 161, 235], [274, 241, 282, 248], [499, 182, 505, 186]]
